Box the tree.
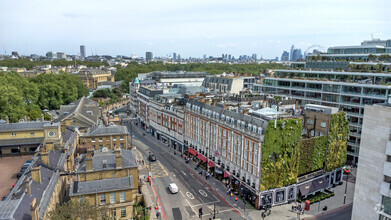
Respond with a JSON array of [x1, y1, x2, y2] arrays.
[[45, 199, 114, 220]]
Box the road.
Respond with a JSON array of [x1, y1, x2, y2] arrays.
[[122, 119, 246, 220], [305, 204, 352, 220]]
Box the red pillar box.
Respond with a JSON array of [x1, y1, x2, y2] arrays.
[[305, 200, 310, 211]]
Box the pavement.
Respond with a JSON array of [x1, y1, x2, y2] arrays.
[[125, 119, 354, 220]]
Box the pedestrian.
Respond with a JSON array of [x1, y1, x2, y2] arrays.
[[142, 160, 144, 165], [235, 197, 238, 203]]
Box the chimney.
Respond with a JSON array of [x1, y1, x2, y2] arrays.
[[41, 147, 49, 166], [5, 116, 9, 124], [25, 177, 31, 194], [31, 167, 41, 183], [86, 151, 93, 171], [41, 113, 44, 122], [24, 115, 28, 122], [115, 147, 122, 169], [30, 198, 39, 220]]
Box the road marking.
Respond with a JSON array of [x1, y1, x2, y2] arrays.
[[182, 171, 187, 176], [184, 182, 191, 187], [186, 192, 195, 200], [169, 176, 173, 181], [207, 205, 214, 211], [199, 190, 208, 197], [179, 191, 185, 197]]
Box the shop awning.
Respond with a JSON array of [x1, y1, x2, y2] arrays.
[[197, 154, 207, 163], [188, 148, 198, 156], [313, 177, 329, 191], [298, 181, 317, 197], [208, 161, 215, 168], [215, 169, 223, 175], [224, 171, 230, 178]]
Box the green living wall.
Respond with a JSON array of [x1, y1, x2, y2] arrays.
[[326, 111, 349, 171], [260, 118, 302, 191], [298, 136, 327, 175]]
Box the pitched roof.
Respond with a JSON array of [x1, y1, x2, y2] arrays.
[[77, 149, 137, 172], [0, 137, 44, 146], [54, 97, 99, 126], [0, 121, 49, 132], [86, 125, 128, 137], [69, 176, 134, 196]]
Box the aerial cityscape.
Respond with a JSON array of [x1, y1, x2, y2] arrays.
[[0, 1, 390, 220]]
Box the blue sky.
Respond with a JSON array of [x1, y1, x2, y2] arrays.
[[0, 0, 390, 58]]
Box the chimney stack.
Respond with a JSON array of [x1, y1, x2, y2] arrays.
[[25, 177, 31, 194], [41, 146, 49, 166], [30, 198, 39, 220], [41, 113, 44, 122], [31, 167, 41, 183], [115, 147, 122, 168], [5, 116, 9, 124]]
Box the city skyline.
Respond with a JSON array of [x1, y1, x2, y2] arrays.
[[0, 0, 390, 58]]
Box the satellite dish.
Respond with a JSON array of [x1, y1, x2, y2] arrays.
[[102, 147, 108, 152]]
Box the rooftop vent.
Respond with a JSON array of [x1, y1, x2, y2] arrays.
[[64, 112, 69, 115], [102, 147, 108, 152], [86, 111, 93, 115]]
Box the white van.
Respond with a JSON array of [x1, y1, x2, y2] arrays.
[[168, 183, 178, 194]]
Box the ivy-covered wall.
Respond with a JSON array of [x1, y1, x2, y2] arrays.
[[260, 111, 348, 191], [260, 118, 302, 191], [326, 111, 349, 171], [298, 136, 327, 175]]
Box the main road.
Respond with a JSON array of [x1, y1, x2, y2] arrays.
[[122, 119, 247, 220]]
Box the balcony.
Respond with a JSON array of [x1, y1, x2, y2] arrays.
[[386, 141, 391, 156], [384, 161, 391, 178], [380, 181, 391, 197]]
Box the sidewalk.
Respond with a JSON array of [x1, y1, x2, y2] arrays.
[[132, 147, 161, 219]]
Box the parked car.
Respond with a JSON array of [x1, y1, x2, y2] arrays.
[[17, 164, 30, 178], [149, 155, 157, 162], [168, 183, 178, 194]]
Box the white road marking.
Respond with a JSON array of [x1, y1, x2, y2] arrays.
[[169, 176, 173, 181], [186, 192, 195, 200], [199, 190, 208, 197], [179, 191, 185, 197], [185, 182, 191, 187], [182, 170, 187, 176]]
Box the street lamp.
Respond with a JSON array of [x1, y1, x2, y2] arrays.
[[343, 171, 350, 204], [206, 147, 209, 174]]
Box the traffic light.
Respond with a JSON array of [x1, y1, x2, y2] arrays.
[[199, 208, 203, 218]]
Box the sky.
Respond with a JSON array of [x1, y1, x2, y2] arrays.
[[0, 0, 390, 59]]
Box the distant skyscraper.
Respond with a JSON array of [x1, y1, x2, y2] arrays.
[[80, 45, 86, 58], [281, 51, 289, 61], [228, 54, 232, 60], [146, 52, 153, 62], [252, 54, 257, 60], [222, 54, 225, 59], [173, 53, 177, 60], [290, 45, 295, 61], [177, 54, 181, 61], [203, 54, 206, 60]]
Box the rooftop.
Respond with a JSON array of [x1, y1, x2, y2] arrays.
[[69, 176, 134, 196], [77, 149, 137, 172], [85, 125, 128, 137], [0, 121, 50, 132]]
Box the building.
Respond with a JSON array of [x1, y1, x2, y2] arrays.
[[80, 45, 86, 58], [202, 73, 256, 94], [0, 127, 78, 220], [146, 71, 209, 87], [290, 45, 295, 61], [80, 125, 130, 151], [75, 68, 115, 89], [352, 100, 391, 220], [173, 52, 177, 60], [52, 97, 100, 133], [281, 51, 289, 61], [253, 69, 391, 164], [129, 78, 156, 114], [0, 119, 63, 156], [308, 39, 391, 61], [46, 52, 66, 60], [70, 146, 139, 219], [291, 49, 303, 61], [145, 52, 153, 62], [137, 86, 166, 128]]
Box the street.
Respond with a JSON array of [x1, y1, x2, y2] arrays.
[[305, 204, 352, 220], [123, 119, 247, 220]]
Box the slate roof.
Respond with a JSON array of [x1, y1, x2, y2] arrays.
[[69, 176, 134, 196], [77, 149, 137, 172], [86, 125, 128, 137], [0, 137, 44, 147], [54, 97, 99, 126], [0, 121, 49, 132]]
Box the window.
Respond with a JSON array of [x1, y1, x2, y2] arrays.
[[120, 143, 124, 148], [30, 132, 34, 136], [307, 119, 314, 125], [113, 137, 117, 141], [120, 136, 124, 140], [92, 145, 96, 150], [110, 193, 116, 203], [99, 145, 103, 150], [100, 194, 106, 205], [12, 132, 16, 136], [92, 138, 95, 142], [120, 192, 125, 202], [99, 138, 103, 142], [111, 209, 117, 219], [120, 207, 126, 217], [320, 122, 327, 128]]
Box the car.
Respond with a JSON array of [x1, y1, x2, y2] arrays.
[[343, 169, 350, 174], [2, 196, 7, 201], [168, 183, 178, 194], [149, 155, 157, 162], [25, 160, 32, 164], [17, 164, 30, 178]]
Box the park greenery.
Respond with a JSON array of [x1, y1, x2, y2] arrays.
[[115, 61, 287, 93], [0, 71, 89, 122], [92, 88, 123, 106], [260, 112, 349, 191], [0, 58, 108, 69]]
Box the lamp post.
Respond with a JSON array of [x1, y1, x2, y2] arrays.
[[206, 147, 209, 174], [343, 171, 350, 204]]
